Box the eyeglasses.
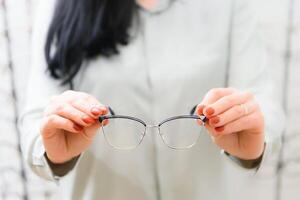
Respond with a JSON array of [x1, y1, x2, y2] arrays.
[[99, 105, 207, 150]]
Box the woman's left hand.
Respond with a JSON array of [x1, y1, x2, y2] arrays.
[[197, 88, 265, 160]]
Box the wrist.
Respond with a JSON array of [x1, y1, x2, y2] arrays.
[[223, 142, 266, 170], [45, 153, 80, 177]]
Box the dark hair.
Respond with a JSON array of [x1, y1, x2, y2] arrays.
[[45, 0, 137, 84]]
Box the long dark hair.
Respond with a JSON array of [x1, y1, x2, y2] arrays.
[[45, 0, 137, 84]]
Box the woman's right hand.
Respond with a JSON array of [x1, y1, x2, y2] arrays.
[[40, 90, 108, 164]]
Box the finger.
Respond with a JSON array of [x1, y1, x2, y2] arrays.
[[197, 118, 221, 139], [197, 88, 237, 115], [197, 118, 206, 126], [41, 114, 83, 138], [201, 88, 237, 105], [203, 122, 222, 138], [205, 91, 253, 117], [196, 104, 206, 115], [80, 119, 109, 141], [58, 90, 108, 118], [48, 103, 97, 127], [71, 98, 108, 119], [209, 100, 258, 128], [213, 112, 262, 136], [101, 119, 109, 126]]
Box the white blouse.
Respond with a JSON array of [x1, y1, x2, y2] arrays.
[[20, 0, 284, 199]]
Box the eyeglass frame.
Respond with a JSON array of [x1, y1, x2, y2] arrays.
[[99, 105, 207, 150]]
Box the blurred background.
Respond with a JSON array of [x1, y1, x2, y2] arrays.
[[0, 0, 299, 199]]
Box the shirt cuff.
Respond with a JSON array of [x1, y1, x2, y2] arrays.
[[221, 143, 266, 171], [44, 153, 80, 178], [30, 136, 80, 183]]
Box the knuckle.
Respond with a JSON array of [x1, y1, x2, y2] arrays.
[[210, 88, 223, 98], [62, 120, 70, 127], [70, 98, 81, 107], [46, 115, 57, 125], [79, 92, 93, 101], [228, 87, 237, 92], [54, 103, 66, 114], [63, 90, 74, 96], [83, 95, 92, 102], [234, 105, 244, 116], [61, 90, 78, 102], [83, 94, 100, 105], [44, 103, 60, 116], [69, 95, 82, 104], [223, 96, 234, 105]]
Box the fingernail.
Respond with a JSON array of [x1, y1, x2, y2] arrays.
[[82, 116, 95, 124], [210, 117, 220, 125], [91, 107, 101, 116], [205, 107, 215, 116], [74, 124, 83, 131], [197, 105, 206, 115], [99, 106, 108, 115], [215, 126, 225, 132], [102, 119, 109, 126], [197, 119, 203, 126]]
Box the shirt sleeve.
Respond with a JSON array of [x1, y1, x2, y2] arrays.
[[19, 0, 79, 181], [222, 0, 285, 170]]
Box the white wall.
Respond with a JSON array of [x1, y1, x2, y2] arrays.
[[0, 0, 59, 199], [253, 0, 300, 199]]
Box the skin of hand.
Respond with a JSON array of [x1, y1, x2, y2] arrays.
[[40, 90, 109, 164], [196, 88, 265, 160], [136, 0, 157, 10]]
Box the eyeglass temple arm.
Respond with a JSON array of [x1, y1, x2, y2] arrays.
[[190, 105, 197, 115], [108, 106, 115, 115]]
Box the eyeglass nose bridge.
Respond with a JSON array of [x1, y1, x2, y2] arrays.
[[146, 124, 159, 128]]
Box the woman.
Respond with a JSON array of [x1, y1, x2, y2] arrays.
[[20, 0, 284, 199]]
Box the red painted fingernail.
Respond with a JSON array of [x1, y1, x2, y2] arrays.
[[205, 107, 215, 116], [215, 126, 225, 132], [102, 119, 109, 126], [82, 116, 95, 124], [197, 105, 205, 115], [91, 107, 101, 116], [99, 106, 108, 115], [210, 117, 220, 125], [197, 119, 204, 126], [74, 124, 83, 131]]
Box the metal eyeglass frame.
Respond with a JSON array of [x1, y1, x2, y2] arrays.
[[99, 105, 207, 150]]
